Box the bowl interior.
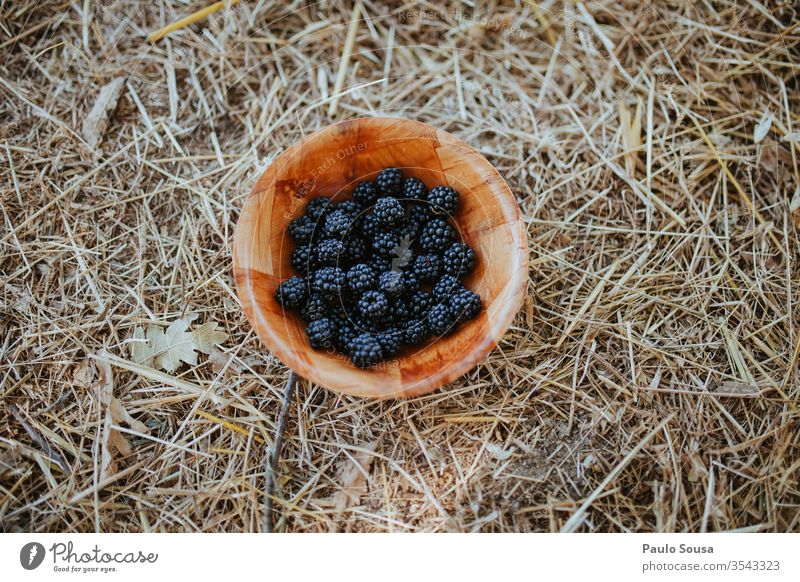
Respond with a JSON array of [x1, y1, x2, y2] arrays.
[[233, 117, 527, 398]]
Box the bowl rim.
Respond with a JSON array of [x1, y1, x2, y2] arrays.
[[232, 116, 528, 398]]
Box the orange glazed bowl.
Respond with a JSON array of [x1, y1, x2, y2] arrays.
[[232, 117, 528, 398]]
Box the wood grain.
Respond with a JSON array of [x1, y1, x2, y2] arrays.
[[232, 117, 528, 398]]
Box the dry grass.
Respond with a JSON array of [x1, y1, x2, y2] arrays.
[[1, 0, 799, 533]]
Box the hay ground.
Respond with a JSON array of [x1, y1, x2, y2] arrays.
[[1, 0, 799, 533]]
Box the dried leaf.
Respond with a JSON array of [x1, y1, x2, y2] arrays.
[[333, 439, 380, 513], [191, 321, 229, 354], [97, 356, 149, 482], [754, 109, 772, 143], [391, 235, 414, 271], [129, 318, 227, 372], [82, 77, 125, 149], [782, 132, 800, 143], [73, 360, 96, 388]]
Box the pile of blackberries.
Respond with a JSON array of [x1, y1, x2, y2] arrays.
[[275, 167, 482, 368]]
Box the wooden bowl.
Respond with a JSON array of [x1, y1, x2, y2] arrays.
[[232, 118, 527, 398]]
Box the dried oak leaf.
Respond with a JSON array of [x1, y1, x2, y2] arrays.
[[130, 318, 228, 372]]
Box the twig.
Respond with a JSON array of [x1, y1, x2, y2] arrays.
[[263, 371, 297, 533]]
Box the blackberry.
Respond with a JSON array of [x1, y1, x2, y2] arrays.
[[443, 242, 476, 278], [347, 263, 378, 294], [353, 180, 379, 206], [343, 235, 367, 263], [375, 329, 401, 358], [358, 290, 389, 321], [433, 274, 463, 297], [408, 290, 434, 318], [335, 199, 362, 218], [352, 315, 380, 335], [389, 298, 411, 323], [450, 288, 482, 322], [291, 245, 316, 275], [360, 213, 382, 240], [379, 270, 404, 298], [401, 318, 429, 346], [336, 322, 358, 354], [316, 239, 345, 266], [288, 215, 315, 244], [322, 209, 352, 239], [412, 254, 442, 282], [427, 303, 457, 336], [402, 271, 420, 294], [401, 177, 427, 201], [370, 254, 393, 272], [394, 221, 420, 243], [426, 185, 459, 216], [407, 202, 433, 227], [348, 333, 383, 368], [312, 266, 346, 301], [373, 197, 405, 227], [372, 231, 400, 256], [275, 276, 307, 310], [376, 167, 403, 196], [419, 218, 456, 254], [305, 197, 333, 221], [300, 293, 327, 322], [307, 317, 337, 350]]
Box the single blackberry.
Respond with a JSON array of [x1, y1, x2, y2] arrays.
[[411, 254, 442, 282], [373, 197, 405, 227], [336, 322, 358, 354], [419, 218, 456, 254], [322, 209, 352, 239], [427, 303, 457, 336], [394, 219, 421, 242], [307, 317, 337, 350], [442, 242, 476, 278], [408, 290, 434, 318], [433, 274, 463, 297], [426, 185, 459, 216], [450, 288, 482, 322], [358, 290, 389, 321], [402, 271, 420, 294], [312, 266, 346, 301], [291, 245, 316, 275], [379, 270, 404, 298], [348, 333, 383, 368], [360, 213, 382, 240], [372, 231, 400, 256], [316, 239, 345, 266], [352, 315, 380, 335], [305, 197, 333, 221], [389, 298, 411, 323], [300, 293, 327, 322], [370, 254, 393, 272], [401, 318, 429, 346], [347, 263, 378, 293], [335, 199, 362, 218], [401, 177, 427, 201], [288, 215, 315, 244], [375, 330, 401, 358], [343, 235, 367, 263], [407, 202, 433, 227], [376, 167, 403, 196], [352, 180, 379, 206], [275, 276, 307, 310]]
